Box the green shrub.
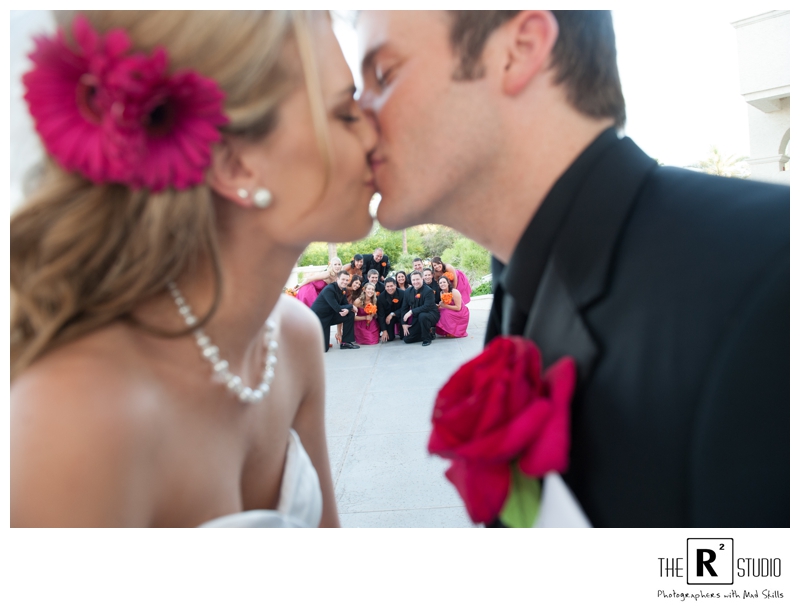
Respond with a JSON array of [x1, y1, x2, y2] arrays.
[[391, 253, 418, 275], [441, 237, 491, 284], [471, 281, 493, 296], [297, 225, 478, 271], [337, 225, 425, 265], [297, 242, 330, 266], [419, 225, 459, 258]]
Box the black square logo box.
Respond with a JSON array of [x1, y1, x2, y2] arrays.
[[686, 538, 734, 585]]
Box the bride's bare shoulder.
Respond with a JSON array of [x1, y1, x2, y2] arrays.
[[11, 325, 160, 526], [273, 294, 324, 375], [13, 324, 157, 407], [274, 294, 324, 344]]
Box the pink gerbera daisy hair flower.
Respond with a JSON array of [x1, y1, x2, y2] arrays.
[[23, 14, 228, 192]]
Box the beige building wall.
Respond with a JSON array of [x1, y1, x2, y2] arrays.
[[733, 10, 790, 184]]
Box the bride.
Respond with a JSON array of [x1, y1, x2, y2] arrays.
[[10, 10, 377, 527]]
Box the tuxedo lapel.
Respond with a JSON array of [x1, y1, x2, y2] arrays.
[[524, 258, 598, 383], [552, 137, 657, 310], [524, 138, 657, 382], [484, 258, 506, 343]]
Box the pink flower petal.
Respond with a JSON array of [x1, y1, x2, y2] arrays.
[[72, 15, 99, 56], [518, 357, 576, 476], [22, 14, 227, 190]]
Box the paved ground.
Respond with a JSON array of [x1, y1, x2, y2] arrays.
[[323, 296, 493, 527]]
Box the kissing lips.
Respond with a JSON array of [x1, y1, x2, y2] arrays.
[[369, 157, 386, 192], [370, 155, 386, 174]]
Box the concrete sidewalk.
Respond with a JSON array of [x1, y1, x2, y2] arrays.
[[323, 296, 493, 527]]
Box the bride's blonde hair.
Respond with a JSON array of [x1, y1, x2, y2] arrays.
[[11, 10, 331, 379]]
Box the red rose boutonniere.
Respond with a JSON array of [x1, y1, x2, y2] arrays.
[[428, 336, 576, 526]]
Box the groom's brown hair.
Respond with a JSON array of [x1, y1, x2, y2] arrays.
[[448, 11, 626, 128]]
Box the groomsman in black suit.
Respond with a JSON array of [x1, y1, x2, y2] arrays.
[[377, 277, 404, 342], [362, 248, 391, 281], [410, 257, 424, 275], [310, 271, 360, 351], [357, 11, 789, 526], [422, 268, 441, 303], [401, 271, 440, 346], [365, 269, 385, 297]]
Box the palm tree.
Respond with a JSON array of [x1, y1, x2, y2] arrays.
[[688, 146, 750, 178]]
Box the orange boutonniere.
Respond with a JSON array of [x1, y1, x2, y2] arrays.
[[342, 290, 347, 295], [381, 262, 386, 267], [444, 271, 456, 283], [416, 294, 421, 299], [441, 293, 453, 305], [392, 298, 399, 303]]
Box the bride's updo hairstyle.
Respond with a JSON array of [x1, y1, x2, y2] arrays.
[[11, 10, 330, 379]]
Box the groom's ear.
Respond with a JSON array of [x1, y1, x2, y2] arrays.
[[501, 11, 559, 97]]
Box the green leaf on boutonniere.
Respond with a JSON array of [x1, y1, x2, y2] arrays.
[[499, 462, 541, 528]]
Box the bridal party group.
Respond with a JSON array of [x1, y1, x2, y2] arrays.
[[288, 248, 472, 351]]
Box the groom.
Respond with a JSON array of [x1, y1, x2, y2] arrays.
[[357, 11, 788, 526]]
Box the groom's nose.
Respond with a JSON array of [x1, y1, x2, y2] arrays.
[[361, 106, 379, 135], [357, 107, 379, 156], [358, 93, 381, 132]]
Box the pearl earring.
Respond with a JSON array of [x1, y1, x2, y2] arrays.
[[253, 188, 273, 209]]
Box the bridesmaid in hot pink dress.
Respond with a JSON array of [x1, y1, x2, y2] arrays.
[[431, 257, 472, 305], [296, 257, 342, 307], [435, 276, 469, 338], [353, 283, 379, 345]]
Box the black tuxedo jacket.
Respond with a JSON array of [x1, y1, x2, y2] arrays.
[[402, 284, 439, 322], [487, 136, 789, 527], [311, 282, 351, 321], [377, 290, 404, 331], [362, 254, 391, 281], [424, 280, 442, 303]]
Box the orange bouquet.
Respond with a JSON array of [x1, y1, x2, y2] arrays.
[[364, 302, 378, 326], [284, 287, 298, 297], [441, 293, 453, 305], [444, 271, 456, 283]]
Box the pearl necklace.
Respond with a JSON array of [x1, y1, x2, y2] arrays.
[[167, 281, 278, 404]]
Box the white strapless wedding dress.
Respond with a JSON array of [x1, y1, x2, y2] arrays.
[[199, 429, 323, 528]]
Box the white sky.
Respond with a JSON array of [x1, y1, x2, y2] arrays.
[[333, 8, 764, 169]]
